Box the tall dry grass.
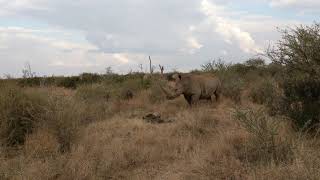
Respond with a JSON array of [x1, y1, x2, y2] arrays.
[[0, 78, 320, 180]]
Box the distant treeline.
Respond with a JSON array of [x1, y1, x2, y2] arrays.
[[0, 58, 280, 89], [1, 72, 152, 89]]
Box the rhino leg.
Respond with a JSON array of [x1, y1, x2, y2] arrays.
[[210, 94, 217, 103], [215, 91, 220, 101], [191, 94, 200, 105], [183, 94, 192, 105], [215, 86, 221, 102]]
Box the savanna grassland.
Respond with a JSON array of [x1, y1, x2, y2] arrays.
[[0, 24, 320, 180]]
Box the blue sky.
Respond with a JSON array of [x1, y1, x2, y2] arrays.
[[0, 0, 318, 77]]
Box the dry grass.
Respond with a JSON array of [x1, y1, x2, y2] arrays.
[[0, 83, 320, 180]]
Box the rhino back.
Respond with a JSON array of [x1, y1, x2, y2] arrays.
[[182, 75, 220, 97]]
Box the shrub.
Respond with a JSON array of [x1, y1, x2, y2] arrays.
[[76, 84, 110, 103], [0, 84, 48, 146], [201, 59, 231, 73], [18, 77, 41, 87], [233, 108, 293, 165], [221, 74, 244, 103], [245, 58, 265, 68], [55, 76, 80, 89], [118, 79, 141, 99], [148, 82, 166, 104], [79, 73, 101, 84], [249, 77, 278, 105], [281, 77, 320, 129], [268, 23, 320, 129], [42, 97, 85, 152], [229, 63, 250, 75], [0, 83, 90, 152], [102, 74, 126, 84], [265, 62, 284, 78]]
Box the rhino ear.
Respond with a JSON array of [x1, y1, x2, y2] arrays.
[[172, 74, 181, 81]]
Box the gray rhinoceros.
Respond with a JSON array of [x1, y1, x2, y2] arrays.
[[160, 73, 221, 105]]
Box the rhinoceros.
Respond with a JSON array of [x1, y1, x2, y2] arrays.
[[160, 73, 221, 105]]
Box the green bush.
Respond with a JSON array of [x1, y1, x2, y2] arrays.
[[249, 78, 278, 105], [265, 62, 284, 78], [268, 23, 320, 130], [76, 84, 110, 103], [102, 74, 126, 85], [229, 63, 250, 75], [234, 108, 293, 165], [41, 96, 87, 152], [18, 77, 41, 87], [79, 73, 102, 84], [0, 83, 92, 152], [281, 77, 320, 129], [221, 74, 244, 103], [55, 76, 80, 89], [148, 82, 166, 104], [245, 58, 265, 68], [0, 84, 48, 146], [115, 77, 151, 100]]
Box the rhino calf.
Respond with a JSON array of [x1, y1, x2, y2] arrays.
[[160, 73, 221, 105]]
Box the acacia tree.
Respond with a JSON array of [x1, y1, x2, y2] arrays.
[[268, 23, 320, 129], [268, 23, 320, 76]]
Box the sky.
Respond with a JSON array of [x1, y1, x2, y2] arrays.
[[0, 0, 319, 77]]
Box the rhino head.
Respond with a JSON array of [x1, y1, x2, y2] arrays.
[[160, 74, 184, 100]]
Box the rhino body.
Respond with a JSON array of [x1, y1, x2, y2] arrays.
[[161, 73, 221, 105]]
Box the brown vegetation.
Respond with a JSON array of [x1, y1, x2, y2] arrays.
[[0, 77, 319, 179]]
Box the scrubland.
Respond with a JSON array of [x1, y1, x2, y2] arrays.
[[0, 23, 320, 180]]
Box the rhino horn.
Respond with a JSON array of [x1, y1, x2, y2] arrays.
[[159, 83, 175, 99]]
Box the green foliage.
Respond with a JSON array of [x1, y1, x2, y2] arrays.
[[18, 73, 102, 89], [281, 77, 320, 129], [268, 24, 320, 75], [18, 77, 41, 87], [221, 74, 244, 103], [201, 59, 231, 73], [148, 81, 166, 104], [0, 83, 98, 151], [55, 76, 80, 89], [41, 96, 87, 152], [76, 84, 110, 103], [244, 58, 265, 68], [265, 62, 284, 78], [249, 78, 278, 105], [268, 23, 320, 129], [79, 73, 102, 84], [234, 108, 293, 164], [0, 84, 48, 146]]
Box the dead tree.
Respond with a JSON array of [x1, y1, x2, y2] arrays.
[[159, 65, 164, 75], [149, 56, 154, 74]]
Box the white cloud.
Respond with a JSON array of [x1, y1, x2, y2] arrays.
[[200, 0, 262, 54], [221, 50, 228, 55], [267, 0, 320, 14], [269, 0, 320, 8], [113, 53, 130, 64], [0, 0, 47, 16], [0, 0, 315, 75], [187, 37, 203, 50], [0, 26, 147, 76]]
